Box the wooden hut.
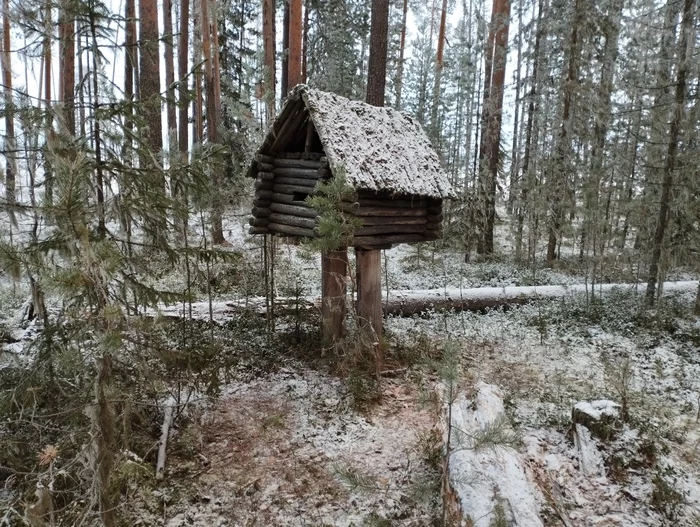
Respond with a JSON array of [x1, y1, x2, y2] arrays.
[[248, 85, 455, 249]]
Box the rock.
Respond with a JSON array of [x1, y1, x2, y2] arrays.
[[572, 400, 621, 441]]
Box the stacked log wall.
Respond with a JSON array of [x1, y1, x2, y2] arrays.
[[249, 154, 445, 249]]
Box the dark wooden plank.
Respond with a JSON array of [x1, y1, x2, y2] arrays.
[[268, 222, 316, 237], [356, 249, 382, 339], [252, 207, 271, 217], [356, 224, 426, 236], [354, 207, 427, 217], [275, 176, 322, 188], [255, 180, 273, 191], [268, 213, 316, 230], [256, 190, 273, 201], [249, 226, 270, 235], [352, 233, 426, 246], [249, 217, 270, 227], [273, 183, 318, 196], [253, 199, 271, 208], [273, 157, 325, 169], [273, 166, 329, 178], [257, 162, 275, 172], [256, 171, 275, 181], [359, 216, 427, 226], [269, 202, 318, 218], [256, 153, 275, 164], [358, 198, 428, 208]]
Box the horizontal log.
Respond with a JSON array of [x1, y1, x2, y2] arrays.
[[253, 199, 271, 208], [268, 222, 316, 237], [352, 233, 427, 246], [273, 167, 330, 178], [257, 162, 275, 172], [256, 171, 275, 181], [426, 214, 443, 223], [268, 213, 317, 230], [275, 176, 323, 188], [256, 153, 275, 164], [269, 202, 318, 218], [338, 202, 360, 213], [273, 157, 325, 169], [359, 216, 427, 226], [273, 183, 317, 196], [354, 207, 427, 217], [356, 224, 426, 236], [248, 226, 270, 235], [249, 217, 270, 227], [256, 190, 273, 201], [358, 198, 429, 208], [252, 207, 271, 217], [276, 151, 304, 159], [255, 180, 273, 191]]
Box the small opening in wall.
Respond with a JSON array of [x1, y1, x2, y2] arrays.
[[293, 192, 309, 202]]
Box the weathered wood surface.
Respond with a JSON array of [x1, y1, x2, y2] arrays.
[[248, 226, 270, 235], [273, 183, 318, 196], [256, 153, 275, 164], [268, 222, 316, 237], [274, 176, 323, 188], [356, 224, 426, 236], [352, 233, 427, 246], [359, 216, 427, 226], [256, 171, 275, 181], [356, 249, 382, 339], [252, 206, 271, 217], [249, 217, 270, 227], [269, 202, 318, 218], [268, 213, 316, 230], [439, 382, 543, 527], [354, 207, 428, 217], [272, 157, 325, 169], [271, 192, 313, 205], [321, 248, 348, 344], [253, 199, 271, 208], [272, 166, 329, 178], [257, 162, 275, 172], [254, 180, 273, 191]]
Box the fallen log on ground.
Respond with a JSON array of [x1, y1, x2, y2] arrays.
[[151, 281, 699, 322], [438, 381, 543, 526]]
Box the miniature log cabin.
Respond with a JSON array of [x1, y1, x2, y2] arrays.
[[247, 85, 455, 250], [248, 85, 454, 343]]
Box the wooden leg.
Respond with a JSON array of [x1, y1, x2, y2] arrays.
[[356, 248, 382, 340], [321, 248, 348, 344]]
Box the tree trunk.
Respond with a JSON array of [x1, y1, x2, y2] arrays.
[[394, 0, 408, 110], [477, 0, 510, 254], [138, 0, 163, 156], [163, 0, 177, 154], [547, 0, 580, 263], [429, 0, 448, 142], [178, 0, 190, 157], [59, 0, 75, 135], [281, 0, 290, 98], [2, 0, 16, 206], [645, 0, 693, 305], [288, 0, 302, 88], [262, 0, 276, 123], [124, 0, 136, 160]]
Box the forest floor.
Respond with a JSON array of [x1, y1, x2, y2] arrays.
[[2, 213, 700, 526]]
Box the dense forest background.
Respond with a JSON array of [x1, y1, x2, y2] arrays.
[[1, 0, 700, 524]]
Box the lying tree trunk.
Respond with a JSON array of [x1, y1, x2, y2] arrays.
[[153, 281, 700, 321], [439, 381, 543, 526]]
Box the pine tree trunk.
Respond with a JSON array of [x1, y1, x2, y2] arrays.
[[288, 0, 302, 88], [138, 0, 163, 157], [124, 0, 135, 161], [193, 0, 204, 142], [262, 0, 276, 123], [645, 0, 693, 305], [477, 0, 510, 254], [163, 0, 177, 154], [429, 0, 448, 142], [178, 0, 190, 157], [2, 0, 16, 206], [507, 0, 523, 215], [281, 0, 289, 98], [89, 6, 106, 237], [59, 0, 75, 135], [547, 0, 580, 263], [394, 0, 408, 110]]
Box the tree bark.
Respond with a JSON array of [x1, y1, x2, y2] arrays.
[[59, 0, 75, 135], [124, 0, 136, 160], [645, 0, 694, 305], [178, 0, 190, 157], [429, 0, 448, 142], [394, 0, 408, 110], [2, 0, 16, 205], [138, 0, 163, 156], [281, 0, 290, 98], [366, 0, 389, 107], [163, 0, 177, 154], [262, 0, 276, 123], [288, 0, 302, 88]]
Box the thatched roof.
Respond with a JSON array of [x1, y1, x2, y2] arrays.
[[251, 85, 455, 200]]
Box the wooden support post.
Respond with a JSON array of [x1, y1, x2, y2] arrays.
[[356, 248, 382, 341], [321, 248, 348, 345]]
